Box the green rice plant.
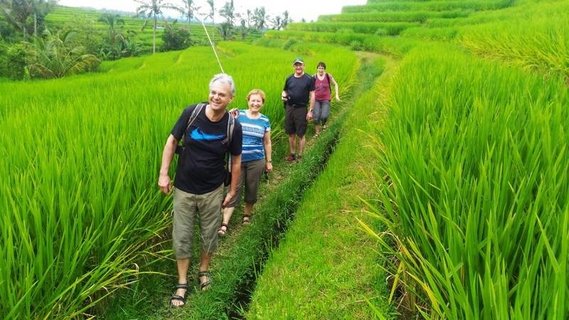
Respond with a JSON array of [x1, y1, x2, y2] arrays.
[[318, 10, 473, 24], [459, 0, 569, 82], [401, 26, 459, 41], [287, 21, 420, 36], [371, 43, 569, 318], [0, 41, 354, 319], [343, 0, 512, 13], [264, 30, 418, 57]]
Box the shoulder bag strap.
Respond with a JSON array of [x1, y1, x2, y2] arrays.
[[181, 103, 206, 146]]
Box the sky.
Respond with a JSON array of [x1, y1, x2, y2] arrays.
[[56, 0, 367, 23]]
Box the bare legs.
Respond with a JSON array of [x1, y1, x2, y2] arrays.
[[172, 258, 189, 307], [288, 134, 306, 158], [288, 134, 296, 157], [198, 252, 212, 289], [221, 206, 235, 227], [244, 202, 253, 217], [221, 202, 255, 227], [171, 252, 212, 307], [298, 135, 306, 158]]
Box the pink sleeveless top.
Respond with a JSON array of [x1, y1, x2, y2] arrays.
[[314, 74, 331, 101]]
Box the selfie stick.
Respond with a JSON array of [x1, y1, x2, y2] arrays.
[[192, 6, 225, 73]]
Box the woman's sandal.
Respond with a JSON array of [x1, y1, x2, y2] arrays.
[[170, 283, 188, 308], [242, 215, 251, 225], [198, 271, 212, 291], [217, 223, 228, 236]]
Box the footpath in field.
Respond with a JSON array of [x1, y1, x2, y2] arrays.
[[246, 52, 397, 319]]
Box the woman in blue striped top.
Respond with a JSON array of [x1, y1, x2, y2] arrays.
[[219, 89, 273, 235]]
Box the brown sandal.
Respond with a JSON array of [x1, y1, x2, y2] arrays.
[[170, 283, 188, 308], [242, 215, 251, 225], [217, 223, 228, 236], [198, 271, 212, 291]]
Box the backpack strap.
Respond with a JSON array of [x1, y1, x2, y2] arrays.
[[187, 103, 206, 135], [222, 112, 235, 174], [181, 103, 206, 147], [184, 103, 233, 146], [221, 111, 235, 145]]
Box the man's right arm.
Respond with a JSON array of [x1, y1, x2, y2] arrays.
[[282, 77, 289, 101], [158, 134, 178, 194]]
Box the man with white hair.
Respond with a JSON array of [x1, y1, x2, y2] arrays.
[[158, 73, 242, 307]]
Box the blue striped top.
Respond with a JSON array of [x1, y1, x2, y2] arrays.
[[239, 110, 271, 163]]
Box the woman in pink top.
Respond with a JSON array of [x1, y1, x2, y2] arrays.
[[313, 61, 340, 136]]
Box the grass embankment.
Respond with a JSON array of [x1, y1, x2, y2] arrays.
[[247, 54, 395, 319]]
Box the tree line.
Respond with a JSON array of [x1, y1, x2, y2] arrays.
[[0, 0, 292, 80]]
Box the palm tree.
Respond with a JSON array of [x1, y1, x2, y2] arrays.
[[206, 0, 214, 23], [99, 13, 125, 38], [219, 0, 234, 25], [282, 10, 291, 29], [252, 7, 267, 30], [271, 11, 291, 30], [180, 0, 196, 24], [0, 0, 54, 38], [27, 29, 100, 78], [135, 0, 178, 54], [29, 0, 52, 36], [98, 13, 128, 60]]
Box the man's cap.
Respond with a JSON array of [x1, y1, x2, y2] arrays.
[[293, 57, 304, 65]]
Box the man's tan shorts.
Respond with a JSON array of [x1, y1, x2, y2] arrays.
[[172, 184, 223, 259]]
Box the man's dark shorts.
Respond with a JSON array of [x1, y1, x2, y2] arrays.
[[285, 105, 307, 137]]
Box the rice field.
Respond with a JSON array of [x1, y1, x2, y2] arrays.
[[372, 43, 568, 318], [0, 41, 355, 319], [2, 0, 569, 318], [45, 6, 222, 53], [257, 0, 569, 318]]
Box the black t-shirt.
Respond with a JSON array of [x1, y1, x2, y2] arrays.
[[283, 73, 315, 107], [171, 104, 242, 194]]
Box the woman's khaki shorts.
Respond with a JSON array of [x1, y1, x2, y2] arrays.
[[172, 184, 223, 259]]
